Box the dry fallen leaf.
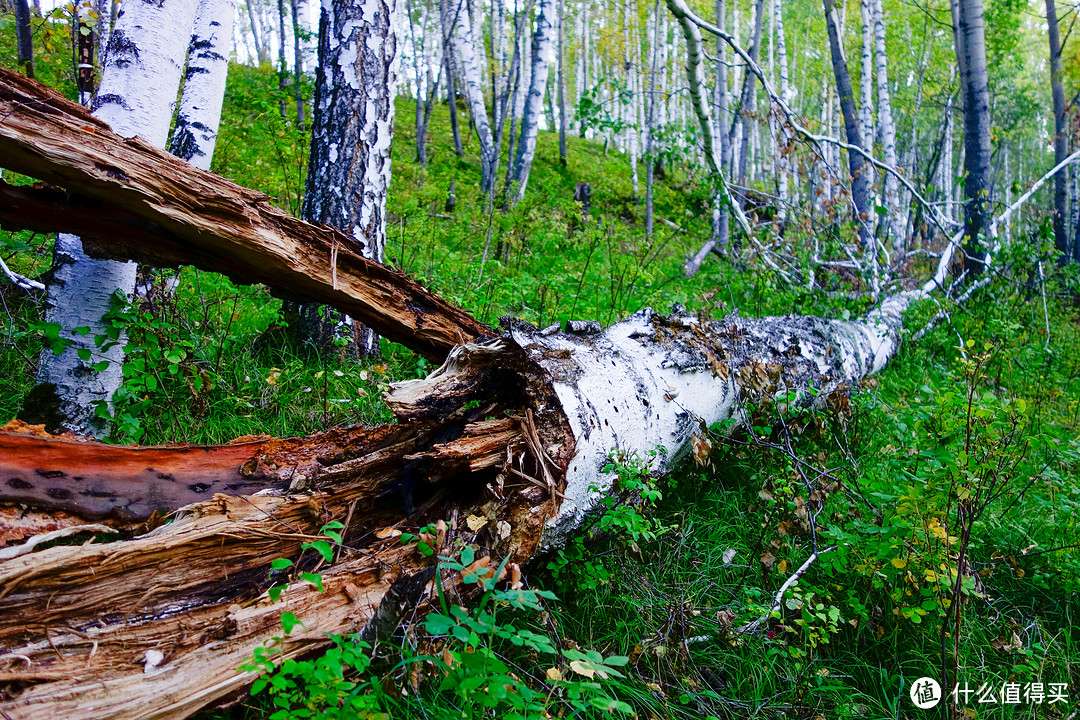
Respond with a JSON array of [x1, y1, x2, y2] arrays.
[[465, 515, 486, 532], [545, 667, 563, 682], [569, 660, 598, 679]]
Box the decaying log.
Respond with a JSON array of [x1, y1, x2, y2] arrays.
[[0, 68, 487, 362]]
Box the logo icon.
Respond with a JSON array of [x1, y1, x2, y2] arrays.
[[910, 677, 942, 709]]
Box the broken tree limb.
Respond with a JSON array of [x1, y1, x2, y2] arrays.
[[0, 68, 487, 362]]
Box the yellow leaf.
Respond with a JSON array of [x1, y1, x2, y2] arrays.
[[466, 514, 486, 532], [545, 667, 563, 682], [569, 660, 595, 679], [891, 557, 908, 569]]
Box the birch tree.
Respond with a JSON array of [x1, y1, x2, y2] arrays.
[[1045, 0, 1071, 262], [822, 0, 873, 254], [25, 0, 201, 437], [871, 0, 901, 248], [301, 0, 401, 356], [170, 0, 235, 170], [451, 0, 498, 193], [858, 0, 873, 155], [508, 0, 555, 203], [953, 0, 992, 275]]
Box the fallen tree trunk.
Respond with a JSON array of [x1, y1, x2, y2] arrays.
[[0, 69, 487, 362], [0, 305, 910, 719], [0, 68, 961, 720]]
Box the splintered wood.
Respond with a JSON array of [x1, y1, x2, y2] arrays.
[[0, 339, 575, 720]]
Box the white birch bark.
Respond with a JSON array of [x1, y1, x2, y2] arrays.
[[32, 0, 201, 437], [171, 0, 235, 170], [871, 0, 901, 248], [302, 0, 401, 355], [773, 0, 791, 217], [858, 0, 873, 154], [452, 0, 497, 193], [500, 291, 916, 545], [623, 0, 639, 197], [509, 0, 555, 202]]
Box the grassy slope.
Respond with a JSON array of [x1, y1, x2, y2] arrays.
[[0, 49, 1078, 718]]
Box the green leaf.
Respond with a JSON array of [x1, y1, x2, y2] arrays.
[[280, 612, 303, 634], [302, 540, 334, 563], [268, 584, 285, 603], [77, 348, 92, 361], [270, 558, 294, 571], [299, 572, 324, 592]]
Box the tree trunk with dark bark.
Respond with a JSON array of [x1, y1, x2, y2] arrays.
[[14, 0, 35, 78], [1045, 0, 1070, 263], [296, 0, 402, 357], [822, 0, 873, 252], [954, 0, 992, 275]]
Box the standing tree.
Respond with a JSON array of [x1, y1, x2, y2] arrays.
[[299, 0, 401, 356], [451, 0, 498, 193], [170, 0, 235, 170], [507, 0, 555, 203], [1045, 0, 1071, 262], [953, 0, 992, 275], [14, 0, 34, 78], [822, 0, 874, 254], [22, 0, 201, 437]]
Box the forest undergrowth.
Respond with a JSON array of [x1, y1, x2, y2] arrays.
[[0, 53, 1077, 719]]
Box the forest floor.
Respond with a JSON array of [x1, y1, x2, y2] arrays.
[[0, 46, 1078, 719]]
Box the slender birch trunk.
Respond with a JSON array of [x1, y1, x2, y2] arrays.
[[440, 0, 464, 157], [623, 0, 640, 197], [645, 0, 663, 238], [871, 0, 901, 249], [291, 0, 307, 128], [170, 0, 235, 170], [25, 0, 201, 437], [508, 0, 555, 203], [14, 0, 34, 78], [858, 0, 873, 154], [953, 0, 992, 275], [556, 0, 568, 165], [822, 0, 874, 254], [301, 0, 401, 356], [452, 0, 497, 193], [245, 0, 266, 63], [711, 0, 730, 252], [738, 0, 763, 195], [773, 0, 791, 223], [1045, 0, 1070, 262], [277, 0, 288, 117]]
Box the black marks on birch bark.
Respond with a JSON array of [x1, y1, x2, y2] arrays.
[[106, 29, 140, 69]]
